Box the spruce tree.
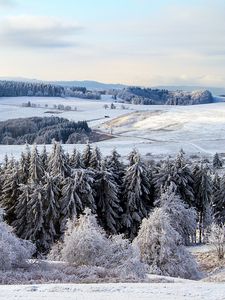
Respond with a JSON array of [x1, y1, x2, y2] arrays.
[[121, 152, 152, 238], [48, 141, 70, 178], [40, 145, 48, 171], [193, 163, 213, 243], [0, 163, 20, 225], [29, 144, 44, 184], [82, 143, 92, 168], [89, 146, 102, 170], [94, 163, 122, 234], [213, 153, 223, 169], [212, 174, 225, 224]]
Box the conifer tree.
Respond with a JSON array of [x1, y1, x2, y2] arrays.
[[212, 174, 225, 224], [94, 163, 122, 234], [121, 152, 152, 238], [89, 146, 102, 169], [40, 145, 48, 171], [82, 143, 92, 168], [193, 163, 213, 243], [0, 163, 20, 225], [213, 153, 223, 169], [105, 148, 125, 186], [48, 142, 70, 178], [29, 144, 44, 184]]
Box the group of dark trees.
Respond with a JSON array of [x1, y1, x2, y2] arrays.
[[0, 144, 224, 254], [117, 87, 213, 105], [0, 81, 101, 100], [0, 117, 91, 145]]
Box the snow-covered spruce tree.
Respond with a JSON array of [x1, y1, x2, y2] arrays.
[[28, 144, 44, 184], [0, 163, 20, 225], [128, 148, 139, 166], [23, 184, 48, 252], [134, 207, 200, 279], [193, 163, 213, 243], [82, 143, 92, 168], [89, 146, 102, 170], [105, 148, 125, 186], [19, 145, 31, 184], [153, 151, 194, 206], [213, 153, 223, 169], [121, 152, 152, 239], [50, 209, 145, 279], [40, 144, 48, 171], [94, 163, 122, 234], [0, 208, 35, 270], [155, 186, 197, 245], [48, 141, 70, 178], [12, 184, 32, 238], [59, 174, 83, 233], [42, 173, 61, 246], [212, 174, 225, 224]]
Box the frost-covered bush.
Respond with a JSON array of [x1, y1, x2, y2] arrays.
[[49, 209, 146, 279], [208, 223, 225, 260], [134, 208, 200, 279], [0, 209, 35, 270]]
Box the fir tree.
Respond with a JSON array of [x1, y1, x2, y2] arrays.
[[0, 163, 20, 225], [212, 174, 225, 224], [193, 163, 213, 243], [89, 146, 102, 169], [29, 144, 44, 184], [213, 153, 223, 169], [40, 145, 48, 171], [94, 163, 122, 234], [82, 143, 92, 168], [48, 142, 70, 178], [121, 152, 152, 238]]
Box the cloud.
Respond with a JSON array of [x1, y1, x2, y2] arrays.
[[0, 0, 16, 7], [0, 15, 83, 48]]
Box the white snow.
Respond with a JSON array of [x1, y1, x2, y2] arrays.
[[0, 282, 225, 300], [0, 97, 225, 159]]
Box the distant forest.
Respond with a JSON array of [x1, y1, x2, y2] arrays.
[[0, 117, 92, 144], [0, 81, 101, 99], [117, 87, 213, 105]]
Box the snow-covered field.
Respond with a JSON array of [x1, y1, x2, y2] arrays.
[[0, 96, 225, 159], [0, 282, 225, 300]]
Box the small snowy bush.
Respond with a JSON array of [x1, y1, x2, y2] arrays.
[[0, 209, 35, 270]]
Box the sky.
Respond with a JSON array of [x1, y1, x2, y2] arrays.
[[0, 0, 224, 87]]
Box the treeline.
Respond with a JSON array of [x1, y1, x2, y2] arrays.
[[0, 81, 101, 100], [0, 144, 224, 253], [117, 87, 213, 105], [0, 117, 91, 144]]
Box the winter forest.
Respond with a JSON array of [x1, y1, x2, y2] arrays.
[[0, 142, 224, 282]]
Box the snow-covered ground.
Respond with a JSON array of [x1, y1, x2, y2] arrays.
[[0, 96, 225, 159], [0, 282, 225, 300]]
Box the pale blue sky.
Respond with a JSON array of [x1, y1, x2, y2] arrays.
[[0, 0, 224, 86]]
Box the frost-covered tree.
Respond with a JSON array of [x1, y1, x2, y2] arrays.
[[42, 173, 61, 245], [121, 152, 152, 238], [12, 184, 32, 238], [40, 145, 48, 171], [212, 174, 225, 224], [193, 163, 213, 243], [0, 163, 20, 225], [50, 209, 145, 279], [0, 209, 35, 270], [213, 153, 223, 169], [94, 164, 122, 234], [23, 184, 48, 252], [208, 223, 225, 260], [128, 148, 139, 166], [19, 145, 31, 184], [29, 144, 44, 183], [89, 146, 102, 170], [59, 174, 83, 233], [134, 208, 200, 279], [105, 148, 125, 186], [48, 142, 70, 178], [82, 143, 92, 168], [155, 186, 197, 245], [153, 151, 194, 206]]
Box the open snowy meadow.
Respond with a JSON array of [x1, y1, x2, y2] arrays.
[[0, 96, 225, 161]]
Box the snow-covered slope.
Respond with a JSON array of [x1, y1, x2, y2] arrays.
[[0, 282, 224, 300]]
